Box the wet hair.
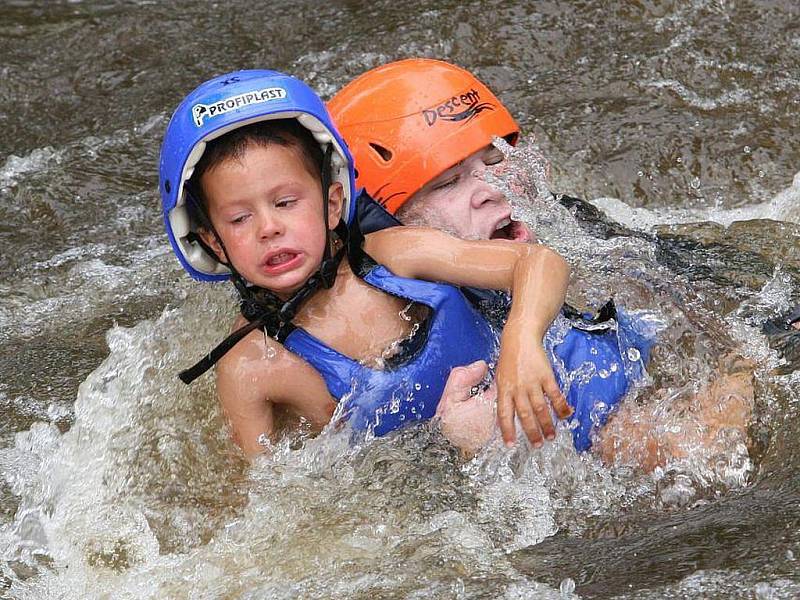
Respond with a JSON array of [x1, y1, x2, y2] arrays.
[[187, 119, 324, 224]]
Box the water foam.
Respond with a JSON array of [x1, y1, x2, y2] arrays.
[[591, 170, 800, 231]]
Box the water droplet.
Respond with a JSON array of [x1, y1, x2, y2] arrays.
[[256, 433, 270, 447], [414, 383, 421, 391], [610, 363, 619, 372], [690, 177, 701, 189], [787, 549, 795, 561], [754, 582, 775, 599], [599, 369, 610, 379], [560, 577, 576, 596], [637, 170, 644, 177], [265, 346, 277, 359], [676, 157, 682, 164], [627, 348, 641, 362], [758, 170, 765, 178], [744, 145, 751, 154]]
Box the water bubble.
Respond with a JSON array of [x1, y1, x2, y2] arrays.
[[676, 157, 683, 164], [451, 578, 466, 596], [609, 363, 619, 372], [560, 577, 576, 596], [399, 302, 413, 321], [414, 383, 421, 391], [265, 346, 277, 359], [744, 145, 751, 154], [758, 170, 765, 178], [754, 582, 776, 599], [691, 177, 701, 189], [257, 433, 270, 447], [627, 348, 641, 362], [787, 549, 795, 561], [637, 170, 644, 177], [599, 369, 610, 379]]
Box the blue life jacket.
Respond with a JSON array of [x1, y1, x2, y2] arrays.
[[356, 190, 659, 451], [283, 264, 498, 437], [546, 303, 657, 450]]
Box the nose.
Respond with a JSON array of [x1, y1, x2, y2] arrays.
[[469, 166, 507, 209], [257, 209, 284, 239]]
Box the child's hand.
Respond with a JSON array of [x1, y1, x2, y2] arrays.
[[495, 340, 571, 448]]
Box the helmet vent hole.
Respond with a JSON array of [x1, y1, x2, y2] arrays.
[[369, 143, 393, 163]]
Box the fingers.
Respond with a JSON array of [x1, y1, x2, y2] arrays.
[[544, 375, 572, 420], [530, 387, 557, 442], [514, 390, 545, 448], [437, 361, 491, 417], [464, 359, 489, 382], [498, 384, 567, 448], [496, 390, 517, 447], [498, 389, 549, 448]]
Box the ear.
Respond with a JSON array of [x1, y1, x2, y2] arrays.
[[326, 182, 345, 229], [197, 227, 228, 264]]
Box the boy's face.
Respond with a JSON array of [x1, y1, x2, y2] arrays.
[[399, 144, 532, 242], [198, 142, 343, 299]]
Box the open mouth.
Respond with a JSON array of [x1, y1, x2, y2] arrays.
[[261, 250, 303, 275], [490, 218, 533, 243], [266, 252, 296, 266]]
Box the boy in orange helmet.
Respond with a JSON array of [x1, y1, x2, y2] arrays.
[[329, 59, 755, 468]]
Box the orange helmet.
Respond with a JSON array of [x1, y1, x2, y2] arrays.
[[328, 58, 519, 214]]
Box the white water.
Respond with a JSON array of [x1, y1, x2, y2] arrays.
[[2, 138, 787, 597]]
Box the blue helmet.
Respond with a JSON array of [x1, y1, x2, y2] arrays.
[[159, 69, 357, 282]]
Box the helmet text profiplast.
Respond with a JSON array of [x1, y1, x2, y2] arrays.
[[192, 87, 288, 127]]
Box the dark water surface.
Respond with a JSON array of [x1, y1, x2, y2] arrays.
[[1, 1, 798, 598]]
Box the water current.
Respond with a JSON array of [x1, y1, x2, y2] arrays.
[[1, 1, 799, 598]]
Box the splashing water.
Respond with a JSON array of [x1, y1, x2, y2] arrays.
[[486, 137, 774, 505]]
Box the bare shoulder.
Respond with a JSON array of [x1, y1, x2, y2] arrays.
[[215, 322, 336, 419], [217, 328, 290, 405], [216, 325, 298, 405]]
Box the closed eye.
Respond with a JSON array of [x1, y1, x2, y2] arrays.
[[433, 175, 458, 190], [483, 148, 505, 166], [276, 197, 298, 208]]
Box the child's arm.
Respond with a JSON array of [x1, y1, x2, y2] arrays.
[[365, 226, 571, 448], [216, 328, 337, 458]]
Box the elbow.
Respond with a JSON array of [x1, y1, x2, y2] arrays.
[[526, 244, 570, 279]]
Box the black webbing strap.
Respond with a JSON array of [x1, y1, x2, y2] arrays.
[[179, 318, 264, 384]]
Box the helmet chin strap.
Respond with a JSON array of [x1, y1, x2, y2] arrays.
[[318, 144, 339, 289], [179, 143, 346, 384]]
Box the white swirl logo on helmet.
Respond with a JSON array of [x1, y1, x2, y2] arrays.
[[192, 87, 288, 127]]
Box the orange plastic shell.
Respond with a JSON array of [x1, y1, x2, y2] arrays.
[[328, 58, 519, 214]]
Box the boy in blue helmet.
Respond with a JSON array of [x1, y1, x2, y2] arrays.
[[160, 69, 573, 457]]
